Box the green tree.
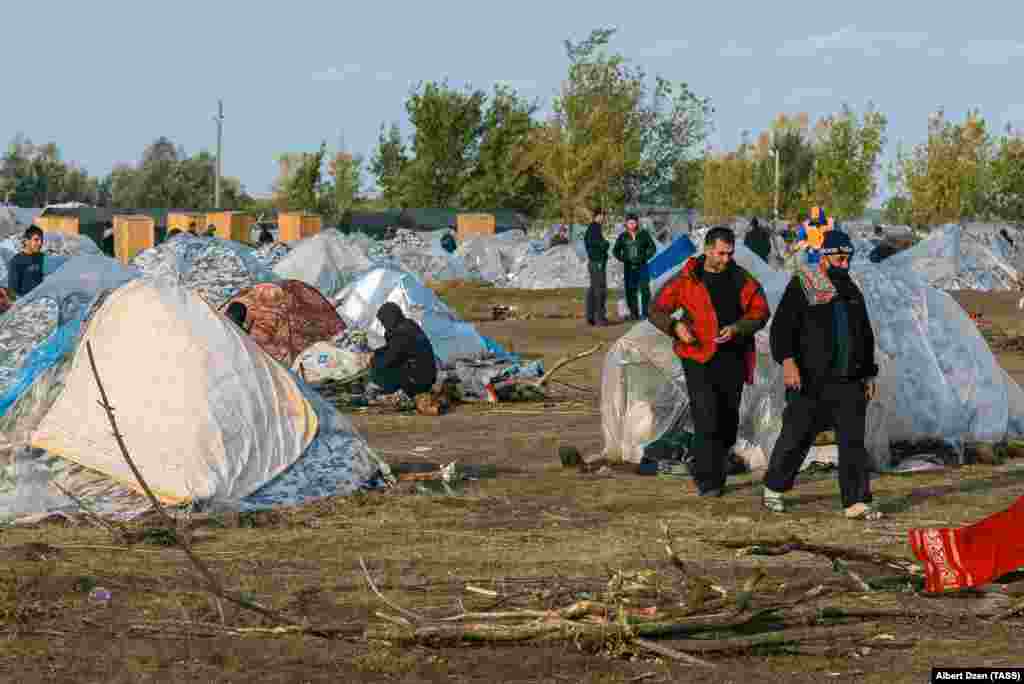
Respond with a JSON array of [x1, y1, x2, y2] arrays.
[[369, 123, 409, 205], [988, 127, 1024, 221], [400, 80, 486, 207], [275, 142, 328, 213], [461, 84, 547, 213], [328, 150, 363, 217], [807, 103, 888, 219]]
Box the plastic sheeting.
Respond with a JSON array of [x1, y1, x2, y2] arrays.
[[886, 224, 1021, 291], [601, 241, 1024, 468], [271, 230, 375, 300], [334, 267, 492, 364], [251, 242, 292, 270], [131, 235, 277, 309], [0, 256, 140, 420], [506, 242, 626, 290]]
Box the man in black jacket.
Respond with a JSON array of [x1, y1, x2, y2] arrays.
[[743, 217, 772, 263], [613, 214, 657, 320], [370, 302, 438, 400], [584, 208, 610, 326], [8, 225, 45, 298], [763, 230, 883, 520]]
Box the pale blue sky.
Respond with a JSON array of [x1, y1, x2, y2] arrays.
[[5, 0, 1024, 206]]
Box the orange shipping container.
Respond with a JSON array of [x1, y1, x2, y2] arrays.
[[278, 212, 323, 243], [35, 215, 80, 236], [456, 213, 496, 240], [206, 211, 254, 243], [113, 215, 156, 265], [167, 212, 206, 233]]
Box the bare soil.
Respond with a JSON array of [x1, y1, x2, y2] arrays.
[[2, 286, 1023, 683]]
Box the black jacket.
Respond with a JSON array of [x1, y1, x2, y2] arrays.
[[8, 252, 45, 297], [769, 269, 878, 391], [612, 229, 657, 268], [743, 226, 772, 263], [372, 303, 438, 389], [584, 222, 610, 263]]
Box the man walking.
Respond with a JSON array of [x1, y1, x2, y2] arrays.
[[613, 213, 657, 320], [648, 227, 770, 496], [584, 208, 610, 326], [762, 230, 882, 520]]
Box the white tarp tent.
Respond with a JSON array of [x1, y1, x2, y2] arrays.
[[272, 230, 376, 300], [334, 267, 491, 364]]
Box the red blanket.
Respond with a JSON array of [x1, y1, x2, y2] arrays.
[[909, 496, 1024, 593]]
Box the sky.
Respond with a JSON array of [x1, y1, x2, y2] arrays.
[[5, 0, 1024, 207]]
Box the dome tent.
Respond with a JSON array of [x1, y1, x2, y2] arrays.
[[272, 229, 376, 301], [222, 280, 346, 367], [600, 241, 1024, 468], [335, 267, 497, 365], [0, 279, 389, 522], [131, 234, 276, 309]]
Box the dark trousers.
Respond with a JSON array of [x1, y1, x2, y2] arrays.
[[371, 366, 432, 397], [623, 265, 651, 320], [586, 261, 608, 323], [682, 351, 746, 493], [764, 379, 872, 508]]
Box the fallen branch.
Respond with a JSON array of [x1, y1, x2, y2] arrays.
[[359, 556, 426, 624], [85, 341, 297, 629], [634, 637, 716, 668], [659, 622, 880, 654], [49, 480, 127, 543], [711, 537, 916, 572], [531, 343, 603, 389]]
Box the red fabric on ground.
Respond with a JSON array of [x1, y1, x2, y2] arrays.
[[909, 496, 1024, 593]]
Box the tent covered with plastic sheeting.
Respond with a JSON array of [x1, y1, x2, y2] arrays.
[[222, 280, 346, 367], [272, 230, 376, 300], [507, 242, 626, 290], [334, 267, 494, 364], [131, 234, 277, 309], [601, 242, 1024, 468], [251, 242, 292, 270], [0, 231, 102, 259], [0, 256, 140, 422], [455, 230, 533, 285], [0, 279, 390, 523], [885, 224, 1021, 291]]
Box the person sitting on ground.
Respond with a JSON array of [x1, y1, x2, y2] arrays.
[[743, 217, 772, 263], [8, 225, 46, 298], [258, 227, 275, 245], [440, 231, 457, 254], [224, 302, 250, 333], [368, 302, 439, 413]]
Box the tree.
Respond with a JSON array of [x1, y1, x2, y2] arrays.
[[525, 28, 642, 223], [461, 84, 547, 213], [671, 157, 704, 209], [622, 76, 713, 206], [400, 80, 486, 207], [275, 142, 328, 213], [807, 104, 887, 219], [329, 150, 363, 217], [988, 127, 1024, 222], [896, 108, 993, 226], [369, 123, 409, 206]]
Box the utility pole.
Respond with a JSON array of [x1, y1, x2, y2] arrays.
[[214, 99, 224, 209], [771, 129, 780, 222]]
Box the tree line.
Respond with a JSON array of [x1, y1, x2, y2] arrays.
[[5, 27, 1024, 228]]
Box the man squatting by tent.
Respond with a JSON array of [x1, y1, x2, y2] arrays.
[[367, 302, 441, 415], [648, 227, 770, 497], [613, 213, 657, 320], [762, 230, 883, 520], [584, 208, 610, 326], [8, 225, 46, 298]]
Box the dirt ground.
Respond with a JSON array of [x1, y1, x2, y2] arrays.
[[2, 286, 1024, 683]]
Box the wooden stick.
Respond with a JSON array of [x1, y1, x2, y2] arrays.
[[658, 623, 880, 653], [531, 343, 603, 388], [49, 480, 127, 542], [358, 556, 425, 623], [712, 537, 916, 571], [634, 637, 717, 668], [85, 341, 296, 628]]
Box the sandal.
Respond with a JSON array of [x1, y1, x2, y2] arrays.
[[844, 502, 883, 520], [762, 488, 785, 513]]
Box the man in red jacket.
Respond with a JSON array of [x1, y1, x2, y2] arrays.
[[648, 227, 771, 496]]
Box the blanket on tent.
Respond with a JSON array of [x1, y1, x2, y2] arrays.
[[909, 496, 1024, 593]]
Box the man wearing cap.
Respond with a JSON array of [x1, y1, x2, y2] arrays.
[[613, 213, 657, 320], [763, 230, 882, 520]]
